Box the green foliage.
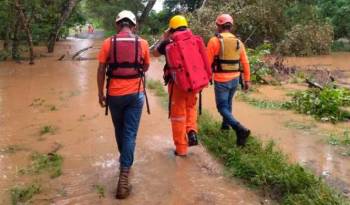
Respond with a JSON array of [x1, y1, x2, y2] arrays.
[[189, 0, 336, 56], [247, 44, 273, 83], [147, 79, 169, 107], [21, 152, 63, 178], [198, 112, 349, 205], [332, 40, 350, 52], [83, 0, 145, 32], [10, 183, 41, 205], [93, 184, 105, 198], [39, 125, 57, 136], [237, 92, 284, 110], [277, 23, 333, 56], [283, 87, 350, 122], [328, 130, 350, 146], [318, 0, 350, 39]]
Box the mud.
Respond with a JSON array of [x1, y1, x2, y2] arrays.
[[0, 38, 268, 204]]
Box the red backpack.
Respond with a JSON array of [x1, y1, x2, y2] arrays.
[[165, 29, 211, 93]]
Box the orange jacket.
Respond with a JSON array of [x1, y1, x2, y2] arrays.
[[207, 32, 250, 83]]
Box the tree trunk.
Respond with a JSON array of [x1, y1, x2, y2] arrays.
[[12, 19, 20, 61], [138, 0, 157, 31], [14, 0, 35, 64], [47, 0, 80, 53], [3, 29, 10, 52]]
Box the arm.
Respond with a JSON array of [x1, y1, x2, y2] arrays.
[[97, 38, 110, 107], [207, 37, 219, 83], [97, 63, 107, 107], [151, 29, 171, 57], [239, 43, 251, 91]]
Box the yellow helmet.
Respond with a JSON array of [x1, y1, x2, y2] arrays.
[[169, 15, 188, 30]]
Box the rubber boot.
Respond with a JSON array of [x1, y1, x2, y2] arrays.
[[232, 124, 250, 147], [116, 167, 131, 199], [188, 130, 199, 146]]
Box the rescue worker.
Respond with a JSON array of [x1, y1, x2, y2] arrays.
[[97, 10, 150, 199], [151, 15, 202, 157], [207, 14, 251, 147]]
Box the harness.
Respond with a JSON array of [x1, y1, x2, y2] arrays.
[[213, 33, 242, 73], [105, 34, 150, 115]]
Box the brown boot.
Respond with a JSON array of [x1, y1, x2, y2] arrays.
[[116, 167, 131, 199]]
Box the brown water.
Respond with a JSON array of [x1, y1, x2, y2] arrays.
[[0, 38, 268, 204]]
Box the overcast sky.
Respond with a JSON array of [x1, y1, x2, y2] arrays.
[[153, 0, 164, 12]]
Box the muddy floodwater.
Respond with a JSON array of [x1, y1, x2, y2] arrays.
[[0, 38, 268, 205], [1, 35, 350, 204]]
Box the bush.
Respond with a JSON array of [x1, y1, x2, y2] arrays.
[[283, 87, 350, 122], [277, 23, 333, 56]]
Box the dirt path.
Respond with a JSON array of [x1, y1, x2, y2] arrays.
[[0, 38, 268, 204]]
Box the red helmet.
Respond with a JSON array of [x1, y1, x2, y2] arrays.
[[216, 14, 233, 25]]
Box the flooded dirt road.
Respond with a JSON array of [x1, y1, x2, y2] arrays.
[[0, 38, 267, 204]]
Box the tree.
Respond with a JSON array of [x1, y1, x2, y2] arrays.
[[138, 0, 157, 30], [47, 0, 81, 53], [164, 0, 205, 12], [14, 0, 35, 64]]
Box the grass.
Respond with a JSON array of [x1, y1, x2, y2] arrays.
[[198, 112, 349, 205], [0, 145, 24, 154], [39, 125, 57, 136], [146, 79, 169, 107], [93, 184, 105, 198], [10, 183, 41, 205], [47, 104, 58, 111], [328, 130, 350, 146], [236, 92, 285, 110], [284, 121, 316, 131], [20, 152, 63, 178], [283, 87, 350, 122], [30, 98, 45, 107]]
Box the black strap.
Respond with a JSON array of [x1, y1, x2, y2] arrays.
[[217, 59, 240, 65], [168, 82, 174, 119], [199, 91, 202, 115], [109, 62, 143, 69], [109, 74, 141, 79], [105, 77, 111, 116], [141, 74, 151, 115]]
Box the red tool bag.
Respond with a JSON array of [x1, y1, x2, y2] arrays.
[[165, 29, 211, 93]]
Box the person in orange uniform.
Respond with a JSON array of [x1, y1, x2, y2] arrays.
[[207, 14, 251, 146], [151, 16, 200, 157], [97, 10, 150, 199]]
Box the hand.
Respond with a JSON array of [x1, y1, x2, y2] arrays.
[[243, 81, 251, 92], [162, 28, 171, 40], [99, 94, 106, 107]]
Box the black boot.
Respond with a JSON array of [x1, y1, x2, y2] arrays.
[[188, 130, 199, 146], [233, 124, 250, 147], [220, 122, 230, 131]]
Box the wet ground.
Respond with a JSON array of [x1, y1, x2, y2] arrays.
[[0, 37, 268, 204], [1, 34, 350, 204]]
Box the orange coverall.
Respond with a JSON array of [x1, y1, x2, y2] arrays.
[[169, 83, 197, 155]]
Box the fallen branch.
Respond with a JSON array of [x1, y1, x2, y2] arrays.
[[72, 46, 93, 60], [306, 79, 324, 90], [58, 54, 65, 61]]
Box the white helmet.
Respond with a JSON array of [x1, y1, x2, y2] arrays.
[[115, 10, 137, 25]]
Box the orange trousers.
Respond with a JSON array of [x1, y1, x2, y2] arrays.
[[169, 84, 198, 155]]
